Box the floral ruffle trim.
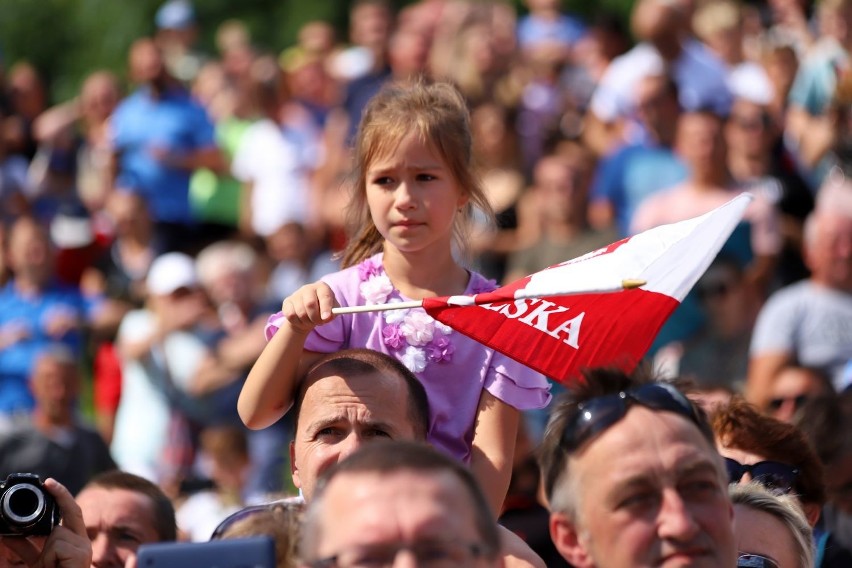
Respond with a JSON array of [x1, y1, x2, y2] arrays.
[[358, 256, 493, 374]]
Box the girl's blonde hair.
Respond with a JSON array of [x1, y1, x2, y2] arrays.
[[339, 79, 493, 268]]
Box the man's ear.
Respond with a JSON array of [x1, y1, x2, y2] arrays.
[[550, 512, 594, 568], [289, 440, 301, 489]]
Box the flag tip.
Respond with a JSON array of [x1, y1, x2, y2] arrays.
[[621, 279, 646, 289]]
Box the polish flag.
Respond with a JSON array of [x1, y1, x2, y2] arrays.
[[421, 194, 753, 384]]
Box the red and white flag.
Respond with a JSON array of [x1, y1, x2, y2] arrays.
[[421, 194, 753, 383]]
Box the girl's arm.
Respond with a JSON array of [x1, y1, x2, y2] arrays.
[[470, 390, 520, 517], [237, 282, 336, 430]]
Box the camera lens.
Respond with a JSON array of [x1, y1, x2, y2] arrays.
[[2, 484, 45, 527]]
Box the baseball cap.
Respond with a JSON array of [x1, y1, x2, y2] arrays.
[[146, 252, 198, 296], [155, 0, 196, 30]]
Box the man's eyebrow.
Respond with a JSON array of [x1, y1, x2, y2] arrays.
[[305, 415, 346, 433]]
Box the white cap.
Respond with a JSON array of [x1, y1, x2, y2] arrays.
[[728, 63, 774, 106], [146, 252, 198, 296]]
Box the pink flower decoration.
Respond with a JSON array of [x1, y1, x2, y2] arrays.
[[360, 274, 394, 305], [382, 323, 405, 350], [358, 258, 382, 281], [426, 336, 455, 363], [400, 310, 435, 346], [401, 346, 427, 373]]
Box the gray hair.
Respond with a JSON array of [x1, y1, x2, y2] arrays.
[[730, 482, 814, 568], [195, 240, 257, 287]]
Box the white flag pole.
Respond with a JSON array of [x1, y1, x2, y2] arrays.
[[330, 279, 645, 315]]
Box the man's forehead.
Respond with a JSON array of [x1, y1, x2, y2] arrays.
[[303, 372, 409, 408], [78, 487, 155, 524]]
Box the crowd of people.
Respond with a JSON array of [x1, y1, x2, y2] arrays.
[[2, 0, 852, 566]]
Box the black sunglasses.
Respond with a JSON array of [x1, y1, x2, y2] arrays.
[[561, 383, 701, 452], [767, 394, 810, 411], [725, 458, 800, 495], [738, 553, 779, 568]]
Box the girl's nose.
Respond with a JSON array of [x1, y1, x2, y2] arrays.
[[394, 182, 417, 209]]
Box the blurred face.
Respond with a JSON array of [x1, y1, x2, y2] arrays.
[[366, 133, 467, 259], [129, 40, 165, 85], [725, 100, 774, 158], [535, 157, 582, 223], [676, 113, 726, 170], [309, 471, 499, 568], [7, 219, 52, 281], [552, 407, 735, 568], [635, 76, 680, 144], [106, 191, 149, 237], [30, 356, 79, 423], [806, 213, 852, 291], [291, 372, 419, 502], [80, 73, 120, 124], [77, 487, 160, 568], [766, 367, 830, 423], [734, 505, 800, 568]]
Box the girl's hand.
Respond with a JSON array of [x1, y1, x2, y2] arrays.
[[281, 282, 338, 334]]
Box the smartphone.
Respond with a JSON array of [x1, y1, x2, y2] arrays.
[[137, 536, 276, 568]]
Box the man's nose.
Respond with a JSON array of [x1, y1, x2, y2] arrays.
[[90, 533, 117, 567], [658, 489, 701, 541], [338, 432, 366, 460]]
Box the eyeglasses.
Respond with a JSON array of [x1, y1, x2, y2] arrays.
[[560, 383, 701, 452], [737, 553, 780, 568], [725, 458, 800, 495], [210, 499, 303, 540], [697, 280, 735, 301], [767, 394, 810, 412], [308, 539, 491, 568]]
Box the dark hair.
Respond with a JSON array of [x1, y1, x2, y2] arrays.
[[712, 397, 826, 506], [293, 349, 430, 440], [84, 470, 177, 542], [303, 441, 499, 560], [795, 390, 852, 466], [537, 367, 714, 514]]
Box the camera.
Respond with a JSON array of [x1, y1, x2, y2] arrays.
[[0, 474, 61, 536]]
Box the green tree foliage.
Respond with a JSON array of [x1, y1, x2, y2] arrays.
[[0, 0, 633, 103]]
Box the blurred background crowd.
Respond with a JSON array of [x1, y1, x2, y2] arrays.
[[2, 0, 852, 559]]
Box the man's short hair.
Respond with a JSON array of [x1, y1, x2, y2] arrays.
[[537, 367, 715, 518], [83, 470, 177, 542], [301, 440, 500, 560], [293, 349, 430, 440], [712, 398, 826, 506], [729, 482, 815, 568]]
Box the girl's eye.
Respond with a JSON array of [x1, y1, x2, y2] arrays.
[[372, 176, 393, 185], [417, 173, 436, 181]]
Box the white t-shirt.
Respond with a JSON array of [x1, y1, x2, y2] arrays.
[[231, 119, 317, 237]]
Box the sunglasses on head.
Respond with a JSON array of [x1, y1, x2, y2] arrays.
[[210, 499, 302, 540], [725, 458, 800, 495], [738, 553, 779, 568], [560, 383, 701, 452]]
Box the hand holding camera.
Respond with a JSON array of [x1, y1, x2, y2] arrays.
[[1, 475, 92, 568]]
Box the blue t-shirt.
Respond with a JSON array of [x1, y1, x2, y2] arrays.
[[110, 86, 216, 224], [517, 14, 586, 49], [0, 282, 98, 413], [591, 143, 689, 236]]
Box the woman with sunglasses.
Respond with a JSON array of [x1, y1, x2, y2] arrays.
[[730, 481, 814, 568], [712, 397, 852, 568]]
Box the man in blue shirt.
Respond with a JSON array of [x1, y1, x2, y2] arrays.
[[108, 37, 222, 252]]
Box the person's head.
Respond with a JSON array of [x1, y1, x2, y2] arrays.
[[80, 70, 121, 125], [817, 0, 852, 45], [730, 482, 814, 568], [77, 471, 176, 568], [532, 153, 586, 226], [106, 190, 152, 239], [128, 38, 167, 87], [290, 349, 430, 502], [725, 98, 776, 160], [765, 366, 834, 423], [349, 0, 394, 55], [692, 0, 743, 65], [539, 368, 736, 568], [212, 500, 303, 568], [29, 345, 80, 425], [675, 110, 727, 173], [145, 252, 203, 314], [199, 426, 250, 493], [7, 216, 53, 286], [794, 391, 852, 515], [339, 80, 492, 267], [631, 0, 686, 54], [300, 441, 502, 568], [634, 73, 681, 146], [694, 256, 753, 335], [712, 398, 825, 525], [803, 206, 852, 291], [195, 240, 258, 307]]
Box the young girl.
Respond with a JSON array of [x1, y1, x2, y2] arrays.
[[238, 81, 551, 514]]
